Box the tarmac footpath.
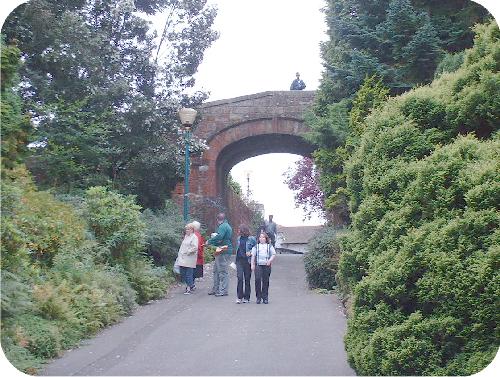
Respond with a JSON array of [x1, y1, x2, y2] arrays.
[[41, 254, 355, 376]]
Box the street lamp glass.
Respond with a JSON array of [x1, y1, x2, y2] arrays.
[[178, 107, 197, 126]]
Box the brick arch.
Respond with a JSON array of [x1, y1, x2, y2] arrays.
[[213, 119, 314, 203], [173, 90, 315, 228]]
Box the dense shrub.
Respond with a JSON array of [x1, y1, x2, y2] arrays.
[[7, 314, 62, 359], [83, 186, 146, 264], [141, 201, 184, 266], [1, 166, 86, 268], [1, 176, 177, 373], [337, 20, 500, 375], [303, 227, 343, 290], [126, 257, 174, 304]]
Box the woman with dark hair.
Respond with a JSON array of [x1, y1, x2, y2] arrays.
[[234, 224, 257, 304], [251, 232, 276, 304]]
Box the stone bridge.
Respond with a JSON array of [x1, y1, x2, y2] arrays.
[[173, 90, 316, 229]]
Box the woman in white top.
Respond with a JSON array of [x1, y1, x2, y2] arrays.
[[251, 232, 276, 304], [177, 223, 198, 295]]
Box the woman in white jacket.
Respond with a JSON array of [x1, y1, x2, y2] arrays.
[[177, 223, 199, 295]]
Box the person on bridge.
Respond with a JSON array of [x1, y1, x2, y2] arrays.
[[207, 212, 233, 296], [290, 72, 306, 90], [191, 221, 205, 290], [265, 214, 278, 248], [176, 223, 199, 295], [234, 224, 257, 304], [251, 232, 276, 304]]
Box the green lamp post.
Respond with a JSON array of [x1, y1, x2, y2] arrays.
[[178, 107, 198, 222]]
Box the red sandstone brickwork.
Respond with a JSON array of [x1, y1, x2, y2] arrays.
[[173, 90, 315, 229]]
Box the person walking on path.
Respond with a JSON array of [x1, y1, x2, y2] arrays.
[[234, 224, 257, 304], [251, 232, 276, 304], [176, 223, 198, 295], [191, 221, 205, 290], [207, 212, 233, 296], [290, 72, 306, 90], [265, 214, 277, 248]]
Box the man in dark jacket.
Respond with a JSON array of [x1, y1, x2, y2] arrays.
[[290, 72, 306, 90], [207, 213, 233, 296]]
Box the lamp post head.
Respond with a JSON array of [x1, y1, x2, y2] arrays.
[[178, 107, 197, 130]]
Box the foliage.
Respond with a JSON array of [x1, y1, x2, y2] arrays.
[[307, 76, 389, 226], [141, 201, 184, 266], [0, 176, 176, 373], [336, 21, 500, 375], [203, 245, 217, 264], [125, 257, 173, 304], [303, 227, 344, 290], [434, 51, 465, 78], [315, 0, 489, 109], [227, 174, 242, 196], [0, 37, 32, 171], [83, 186, 146, 264], [2, 0, 219, 208], [283, 157, 324, 219], [1, 166, 87, 268]]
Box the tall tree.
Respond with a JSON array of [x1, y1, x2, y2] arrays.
[[309, 0, 490, 225], [0, 37, 32, 171], [316, 0, 490, 109], [2, 0, 218, 208]]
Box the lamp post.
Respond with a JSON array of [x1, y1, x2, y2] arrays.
[[178, 107, 197, 222], [244, 170, 252, 200]]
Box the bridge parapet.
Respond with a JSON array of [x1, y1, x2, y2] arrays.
[[173, 90, 316, 229]]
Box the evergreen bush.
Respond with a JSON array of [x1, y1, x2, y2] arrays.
[[303, 227, 344, 290], [141, 201, 184, 266], [337, 21, 500, 375]]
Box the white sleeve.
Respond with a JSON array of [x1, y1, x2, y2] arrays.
[[270, 246, 276, 256]]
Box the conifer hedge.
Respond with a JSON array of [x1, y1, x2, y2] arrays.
[[337, 21, 499, 375]]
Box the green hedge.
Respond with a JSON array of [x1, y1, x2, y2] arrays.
[[304, 227, 344, 290], [337, 21, 500, 375]]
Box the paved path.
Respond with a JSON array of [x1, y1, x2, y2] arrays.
[[41, 254, 355, 376]]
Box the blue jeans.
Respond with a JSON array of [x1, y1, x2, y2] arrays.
[[212, 253, 230, 294], [180, 266, 194, 288]]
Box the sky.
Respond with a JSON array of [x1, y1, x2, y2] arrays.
[[181, 0, 330, 226]]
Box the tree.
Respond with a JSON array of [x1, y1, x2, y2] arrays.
[[309, 0, 490, 224], [0, 37, 31, 171], [283, 157, 324, 220], [316, 0, 490, 109], [337, 21, 500, 375], [2, 0, 219, 208]]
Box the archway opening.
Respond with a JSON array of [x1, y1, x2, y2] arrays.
[[229, 153, 324, 227]]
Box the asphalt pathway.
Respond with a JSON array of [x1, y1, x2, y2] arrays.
[[41, 254, 355, 376]]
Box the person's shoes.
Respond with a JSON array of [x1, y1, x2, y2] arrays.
[[215, 292, 228, 297], [243, 299, 250, 303], [256, 298, 261, 304], [263, 299, 269, 304], [208, 291, 216, 295], [184, 287, 191, 295], [236, 299, 242, 304], [190, 285, 196, 292]]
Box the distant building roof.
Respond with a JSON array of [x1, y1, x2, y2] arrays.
[[278, 225, 323, 244]]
